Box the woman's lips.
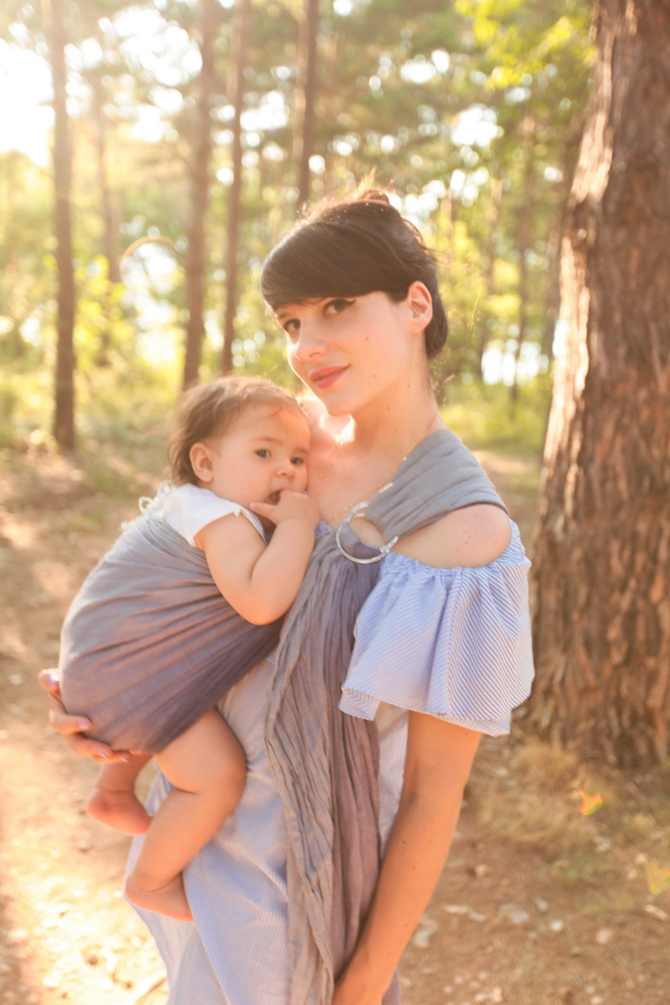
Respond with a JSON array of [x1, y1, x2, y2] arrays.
[[309, 366, 347, 390]]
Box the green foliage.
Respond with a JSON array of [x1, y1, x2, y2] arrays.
[[0, 0, 593, 447], [440, 377, 550, 457], [0, 361, 52, 448]]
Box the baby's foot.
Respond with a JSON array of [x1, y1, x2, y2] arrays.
[[124, 872, 193, 921], [88, 786, 152, 835]]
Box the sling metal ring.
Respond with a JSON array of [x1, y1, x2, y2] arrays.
[[335, 502, 399, 565]]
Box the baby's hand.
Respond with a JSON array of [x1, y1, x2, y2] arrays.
[[251, 491, 320, 530]]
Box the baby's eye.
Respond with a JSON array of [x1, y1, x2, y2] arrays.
[[255, 448, 270, 458], [291, 456, 305, 466], [324, 298, 354, 316]]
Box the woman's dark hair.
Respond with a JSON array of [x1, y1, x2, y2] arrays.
[[168, 376, 307, 485], [260, 189, 448, 359]]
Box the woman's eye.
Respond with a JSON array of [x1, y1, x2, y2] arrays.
[[324, 298, 354, 316], [282, 318, 300, 337]]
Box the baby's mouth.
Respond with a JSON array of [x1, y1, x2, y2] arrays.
[[267, 491, 281, 505]]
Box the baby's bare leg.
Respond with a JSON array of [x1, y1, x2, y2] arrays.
[[89, 754, 153, 835], [124, 708, 246, 921]]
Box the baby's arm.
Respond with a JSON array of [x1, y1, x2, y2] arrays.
[[196, 491, 320, 624]]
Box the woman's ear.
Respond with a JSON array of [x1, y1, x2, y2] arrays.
[[189, 442, 214, 484], [406, 281, 433, 333]]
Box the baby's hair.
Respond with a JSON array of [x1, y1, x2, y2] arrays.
[[169, 376, 307, 485], [260, 187, 448, 359]]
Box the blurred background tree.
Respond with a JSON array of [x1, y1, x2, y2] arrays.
[[525, 0, 670, 767], [0, 0, 594, 444]]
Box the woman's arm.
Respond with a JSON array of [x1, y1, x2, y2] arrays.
[[333, 505, 512, 1003], [333, 714, 481, 1004]]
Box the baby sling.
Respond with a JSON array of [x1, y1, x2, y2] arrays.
[[265, 429, 506, 1005], [59, 514, 281, 753]]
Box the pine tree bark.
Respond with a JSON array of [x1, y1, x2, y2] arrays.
[[45, 0, 76, 449], [525, 0, 670, 766]]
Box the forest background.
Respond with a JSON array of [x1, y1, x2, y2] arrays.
[[2, 1, 670, 1003], [0, 0, 592, 449]]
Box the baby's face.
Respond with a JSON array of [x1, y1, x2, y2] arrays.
[[204, 402, 310, 508]]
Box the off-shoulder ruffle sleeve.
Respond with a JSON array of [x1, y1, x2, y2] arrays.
[[339, 522, 534, 736]]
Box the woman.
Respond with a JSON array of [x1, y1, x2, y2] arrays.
[[43, 189, 534, 1004]]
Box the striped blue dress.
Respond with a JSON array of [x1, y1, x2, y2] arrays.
[[129, 520, 533, 1004]]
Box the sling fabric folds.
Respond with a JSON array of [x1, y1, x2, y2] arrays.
[[60, 516, 281, 753], [265, 429, 506, 1005]]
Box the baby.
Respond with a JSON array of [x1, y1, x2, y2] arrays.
[[59, 376, 319, 921]]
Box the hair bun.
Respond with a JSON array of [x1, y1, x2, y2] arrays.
[[355, 187, 391, 206]]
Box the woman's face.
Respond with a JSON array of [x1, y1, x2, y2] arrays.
[[276, 290, 424, 416]]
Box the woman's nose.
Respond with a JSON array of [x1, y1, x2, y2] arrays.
[[291, 321, 325, 362]]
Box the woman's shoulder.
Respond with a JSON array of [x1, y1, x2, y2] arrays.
[[343, 513, 533, 735], [394, 503, 511, 570]]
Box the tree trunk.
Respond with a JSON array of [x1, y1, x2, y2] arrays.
[[45, 0, 76, 449], [320, 31, 337, 195], [91, 75, 120, 368], [296, 0, 319, 210], [525, 0, 670, 767], [221, 0, 252, 375], [539, 220, 561, 367], [182, 0, 217, 389]]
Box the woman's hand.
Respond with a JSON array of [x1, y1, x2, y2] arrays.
[[332, 974, 383, 1005], [38, 669, 130, 763]]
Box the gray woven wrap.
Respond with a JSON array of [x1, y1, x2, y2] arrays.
[[265, 429, 506, 1005], [59, 515, 281, 753]]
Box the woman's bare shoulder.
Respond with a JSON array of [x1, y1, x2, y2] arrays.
[[394, 503, 511, 570]]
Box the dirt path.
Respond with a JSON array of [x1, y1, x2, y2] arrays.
[[1, 447, 668, 1004]]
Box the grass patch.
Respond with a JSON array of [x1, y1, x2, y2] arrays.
[[552, 850, 620, 890], [473, 741, 628, 864], [0, 353, 178, 453], [476, 787, 599, 859], [0, 362, 53, 448], [440, 379, 550, 458], [77, 433, 167, 501], [620, 813, 659, 843], [474, 736, 670, 909], [473, 742, 601, 859]]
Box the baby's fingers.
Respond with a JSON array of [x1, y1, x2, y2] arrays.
[[249, 501, 276, 523]]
